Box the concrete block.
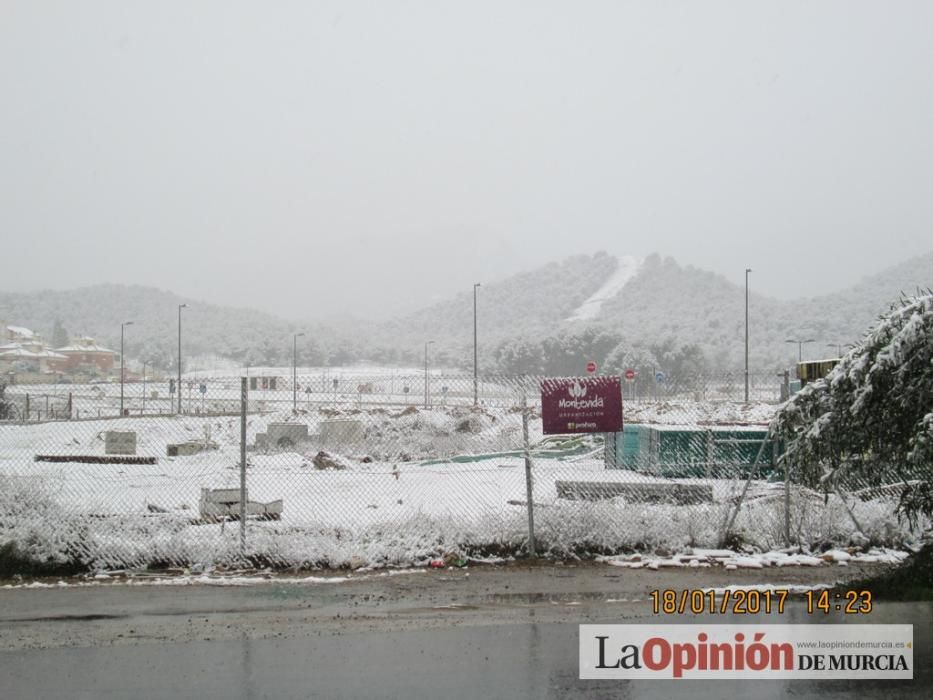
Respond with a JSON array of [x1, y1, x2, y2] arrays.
[[265, 423, 309, 448], [555, 480, 713, 504], [105, 431, 137, 455], [320, 419, 364, 447]]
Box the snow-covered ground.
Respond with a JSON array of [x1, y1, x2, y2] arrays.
[[6, 376, 780, 424], [0, 402, 925, 571], [599, 547, 911, 570], [3, 373, 534, 417]]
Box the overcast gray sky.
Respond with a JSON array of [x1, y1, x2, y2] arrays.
[[2, 1, 931, 320]]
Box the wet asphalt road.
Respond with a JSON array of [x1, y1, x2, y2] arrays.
[[0, 564, 930, 698]]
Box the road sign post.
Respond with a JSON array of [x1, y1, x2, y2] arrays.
[[624, 369, 636, 402]]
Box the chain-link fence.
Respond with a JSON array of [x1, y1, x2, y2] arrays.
[[0, 372, 927, 571]]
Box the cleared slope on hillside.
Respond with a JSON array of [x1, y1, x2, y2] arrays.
[[374, 252, 619, 351], [597, 252, 932, 368], [565, 255, 643, 322]]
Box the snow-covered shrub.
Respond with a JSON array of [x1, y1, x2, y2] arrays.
[[772, 292, 933, 526], [0, 475, 89, 573]]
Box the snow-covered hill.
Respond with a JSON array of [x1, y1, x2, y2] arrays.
[[2, 250, 929, 373], [375, 250, 932, 372], [0, 285, 350, 370]]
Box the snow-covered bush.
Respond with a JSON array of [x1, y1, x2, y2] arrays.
[[0, 475, 88, 572], [771, 292, 933, 526]]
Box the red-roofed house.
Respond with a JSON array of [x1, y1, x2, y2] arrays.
[[54, 337, 117, 372]]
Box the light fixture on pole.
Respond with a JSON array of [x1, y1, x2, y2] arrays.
[[473, 282, 481, 407], [827, 343, 844, 357], [785, 338, 816, 362], [293, 332, 305, 413], [424, 340, 435, 409], [177, 304, 187, 414], [744, 268, 751, 403], [120, 321, 134, 416]]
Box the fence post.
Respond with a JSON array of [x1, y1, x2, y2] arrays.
[[718, 434, 769, 547], [833, 484, 867, 538], [240, 377, 248, 559], [521, 387, 536, 557], [604, 432, 616, 468], [784, 457, 792, 547]]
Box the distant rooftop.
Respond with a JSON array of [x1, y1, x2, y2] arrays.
[[6, 325, 36, 339], [56, 336, 115, 354], [0, 347, 40, 358]]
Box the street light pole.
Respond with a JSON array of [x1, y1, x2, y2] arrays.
[[785, 338, 816, 362], [293, 332, 305, 413], [177, 304, 187, 414], [424, 340, 434, 409], [142, 361, 147, 414], [120, 321, 133, 416], [827, 343, 843, 357], [473, 282, 480, 407], [744, 268, 751, 403]]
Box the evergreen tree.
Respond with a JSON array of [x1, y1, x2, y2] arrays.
[[604, 341, 658, 376], [0, 382, 10, 420], [51, 319, 69, 348], [771, 292, 933, 524]]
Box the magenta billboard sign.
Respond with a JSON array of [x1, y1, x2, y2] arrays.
[[540, 376, 623, 435]]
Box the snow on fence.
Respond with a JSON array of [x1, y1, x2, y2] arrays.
[[0, 374, 927, 571]]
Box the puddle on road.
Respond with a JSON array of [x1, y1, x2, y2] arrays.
[[7, 613, 128, 623], [5, 603, 929, 699], [476, 591, 616, 606]]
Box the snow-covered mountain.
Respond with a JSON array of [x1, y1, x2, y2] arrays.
[[597, 252, 933, 369], [0, 284, 349, 370], [374, 250, 933, 371], [369, 252, 619, 360], [2, 250, 929, 373]]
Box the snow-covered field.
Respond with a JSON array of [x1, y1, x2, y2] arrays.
[[4, 369, 785, 420], [1, 402, 925, 571], [4, 372, 533, 418]]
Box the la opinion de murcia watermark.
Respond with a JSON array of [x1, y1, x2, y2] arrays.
[[579, 625, 913, 680]]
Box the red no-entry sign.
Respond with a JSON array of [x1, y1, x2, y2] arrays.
[[586, 361, 597, 374], [624, 369, 636, 381]]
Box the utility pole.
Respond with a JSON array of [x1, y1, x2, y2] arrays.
[[744, 268, 751, 403], [785, 338, 815, 362], [473, 282, 480, 407], [120, 321, 133, 416], [293, 332, 305, 413], [424, 340, 434, 409], [177, 304, 187, 414], [142, 361, 147, 414]]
